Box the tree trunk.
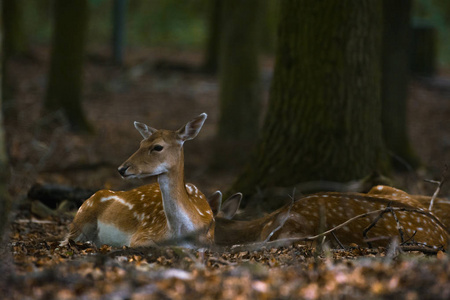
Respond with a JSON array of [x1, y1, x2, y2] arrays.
[[0, 11, 13, 290], [112, 0, 127, 65], [233, 0, 386, 204], [2, 0, 27, 58], [214, 0, 262, 168], [410, 26, 437, 77], [2, 0, 27, 118], [202, 0, 221, 74], [381, 0, 419, 170], [44, 0, 92, 132]]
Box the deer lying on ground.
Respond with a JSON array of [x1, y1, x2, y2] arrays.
[[62, 113, 215, 248], [367, 185, 450, 232], [210, 186, 449, 250]]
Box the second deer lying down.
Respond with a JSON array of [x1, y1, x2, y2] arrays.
[[367, 185, 450, 233], [62, 113, 215, 248], [212, 186, 449, 250]]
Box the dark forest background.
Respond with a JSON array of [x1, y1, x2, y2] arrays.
[[2, 0, 450, 298]]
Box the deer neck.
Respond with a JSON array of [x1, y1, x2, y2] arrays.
[[157, 152, 195, 236], [215, 217, 269, 245]]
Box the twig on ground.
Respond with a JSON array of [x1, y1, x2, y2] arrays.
[[262, 189, 296, 243], [399, 245, 443, 254], [331, 231, 345, 249], [389, 207, 405, 243], [400, 230, 418, 246], [363, 205, 390, 248], [425, 164, 448, 211]]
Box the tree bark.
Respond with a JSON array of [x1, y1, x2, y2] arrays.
[[44, 0, 92, 132], [202, 0, 221, 74], [112, 0, 127, 65], [214, 0, 262, 167], [2, 0, 27, 117], [2, 0, 27, 58], [381, 0, 419, 170], [233, 0, 386, 204], [0, 7, 11, 254]]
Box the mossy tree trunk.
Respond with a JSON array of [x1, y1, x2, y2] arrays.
[[381, 0, 418, 170], [44, 0, 92, 132], [214, 0, 262, 167], [233, 0, 386, 203]]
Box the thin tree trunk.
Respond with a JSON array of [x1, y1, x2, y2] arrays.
[[203, 0, 221, 74], [233, 0, 386, 204], [2, 0, 27, 117], [0, 13, 14, 296], [381, 0, 419, 170], [0, 3, 11, 241], [45, 0, 92, 132], [214, 0, 262, 167]]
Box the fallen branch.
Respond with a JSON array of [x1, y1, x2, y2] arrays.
[[363, 205, 390, 248], [389, 207, 405, 243], [425, 164, 448, 211]]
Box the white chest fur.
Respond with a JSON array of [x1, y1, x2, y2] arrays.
[[96, 221, 131, 247]]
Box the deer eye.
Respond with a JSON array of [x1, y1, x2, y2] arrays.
[[152, 145, 164, 152]]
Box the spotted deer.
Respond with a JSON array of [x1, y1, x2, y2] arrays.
[[211, 186, 449, 250], [62, 113, 215, 247], [367, 185, 450, 233]]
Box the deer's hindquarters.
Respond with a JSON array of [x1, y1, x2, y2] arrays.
[[275, 194, 448, 249]]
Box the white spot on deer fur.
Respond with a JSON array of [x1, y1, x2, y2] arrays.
[[377, 186, 384, 191], [140, 194, 145, 201], [186, 184, 194, 194], [417, 227, 424, 231], [101, 195, 134, 210], [196, 207, 205, 216]]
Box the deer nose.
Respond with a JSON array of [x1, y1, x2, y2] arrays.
[[118, 165, 129, 177]]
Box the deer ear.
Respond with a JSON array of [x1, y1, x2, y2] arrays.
[[217, 193, 242, 220], [207, 191, 222, 216], [134, 121, 157, 139], [177, 113, 207, 142]]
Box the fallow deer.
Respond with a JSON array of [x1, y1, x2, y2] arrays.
[[62, 113, 214, 248]]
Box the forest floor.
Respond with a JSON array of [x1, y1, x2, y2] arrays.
[[3, 46, 450, 299]]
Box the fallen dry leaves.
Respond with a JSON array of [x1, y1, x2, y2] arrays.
[[4, 217, 450, 300]]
